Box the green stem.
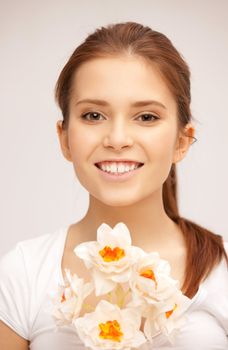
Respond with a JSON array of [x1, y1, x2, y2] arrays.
[[120, 287, 132, 307], [125, 287, 131, 297], [106, 291, 113, 303]]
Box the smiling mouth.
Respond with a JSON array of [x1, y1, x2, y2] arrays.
[[94, 162, 144, 175]]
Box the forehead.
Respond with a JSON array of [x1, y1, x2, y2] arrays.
[[71, 56, 176, 112]]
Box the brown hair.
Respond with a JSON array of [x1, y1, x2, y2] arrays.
[[55, 21, 228, 298]]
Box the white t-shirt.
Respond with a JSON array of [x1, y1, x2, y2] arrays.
[[0, 226, 228, 349]]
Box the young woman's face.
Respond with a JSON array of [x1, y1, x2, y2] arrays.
[[58, 56, 191, 207]]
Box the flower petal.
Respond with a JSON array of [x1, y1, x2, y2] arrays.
[[97, 223, 113, 246], [92, 269, 116, 295], [74, 241, 98, 269], [97, 222, 132, 248], [112, 222, 132, 246]]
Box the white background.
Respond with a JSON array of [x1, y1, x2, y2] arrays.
[[1, 0, 228, 257]]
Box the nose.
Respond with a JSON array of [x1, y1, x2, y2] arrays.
[[103, 118, 134, 151]]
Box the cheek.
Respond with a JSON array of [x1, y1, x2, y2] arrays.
[[68, 125, 98, 164], [142, 126, 178, 185], [143, 125, 177, 161]]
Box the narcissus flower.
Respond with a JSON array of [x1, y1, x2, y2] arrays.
[[127, 252, 180, 311], [51, 269, 94, 326], [74, 299, 147, 349], [143, 290, 192, 344], [74, 222, 144, 295]]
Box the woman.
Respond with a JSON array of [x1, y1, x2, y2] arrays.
[[0, 21, 227, 349]]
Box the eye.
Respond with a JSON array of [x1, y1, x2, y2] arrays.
[[81, 111, 105, 121], [80, 111, 159, 123], [136, 113, 159, 122]]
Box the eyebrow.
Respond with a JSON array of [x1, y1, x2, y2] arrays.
[[75, 98, 166, 110]]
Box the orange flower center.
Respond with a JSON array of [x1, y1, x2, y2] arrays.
[[166, 303, 178, 318], [140, 268, 157, 288], [99, 246, 125, 262], [99, 320, 123, 342], [61, 292, 66, 303]]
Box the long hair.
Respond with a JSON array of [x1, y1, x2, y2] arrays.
[[55, 21, 228, 298]]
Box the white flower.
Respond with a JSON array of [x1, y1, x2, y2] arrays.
[[74, 222, 144, 296], [127, 252, 179, 311], [143, 290, 192, 344], [74, 299, 147, 350], [51, 269, 94, 326], [51, 222, 192, 349]]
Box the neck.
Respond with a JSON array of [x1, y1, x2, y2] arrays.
[[77, 188, 182, 252]]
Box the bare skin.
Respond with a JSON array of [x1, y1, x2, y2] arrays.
[[0, 321, 29, 350]]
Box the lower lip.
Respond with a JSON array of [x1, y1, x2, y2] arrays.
[[95, 165, 144, 182]]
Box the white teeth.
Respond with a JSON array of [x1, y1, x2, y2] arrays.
[[110, 164, 117, 173], [118, 164, 126, 173], [99, 162, 140, 174]]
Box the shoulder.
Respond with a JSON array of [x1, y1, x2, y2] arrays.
[[224, 241, 228, 254], [0, 226, 68, 339], [199, 241, 228, 334], [0, 226, 67, 283], [204, 240, 228, 285]]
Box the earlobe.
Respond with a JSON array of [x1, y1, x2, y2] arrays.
[[56, 120, 72, 162], [172, 124, 195, 164]]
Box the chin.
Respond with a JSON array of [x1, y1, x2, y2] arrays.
[[92, 191, 145, 208]]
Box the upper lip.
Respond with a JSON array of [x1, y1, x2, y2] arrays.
[[95, 159, 144, 164]]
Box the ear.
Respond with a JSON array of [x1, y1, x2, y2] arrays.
[[172, 123, 195, 164], [56, 120, 72, 162]]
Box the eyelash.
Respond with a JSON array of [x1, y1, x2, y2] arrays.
[[80, 111, 160, 123]]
